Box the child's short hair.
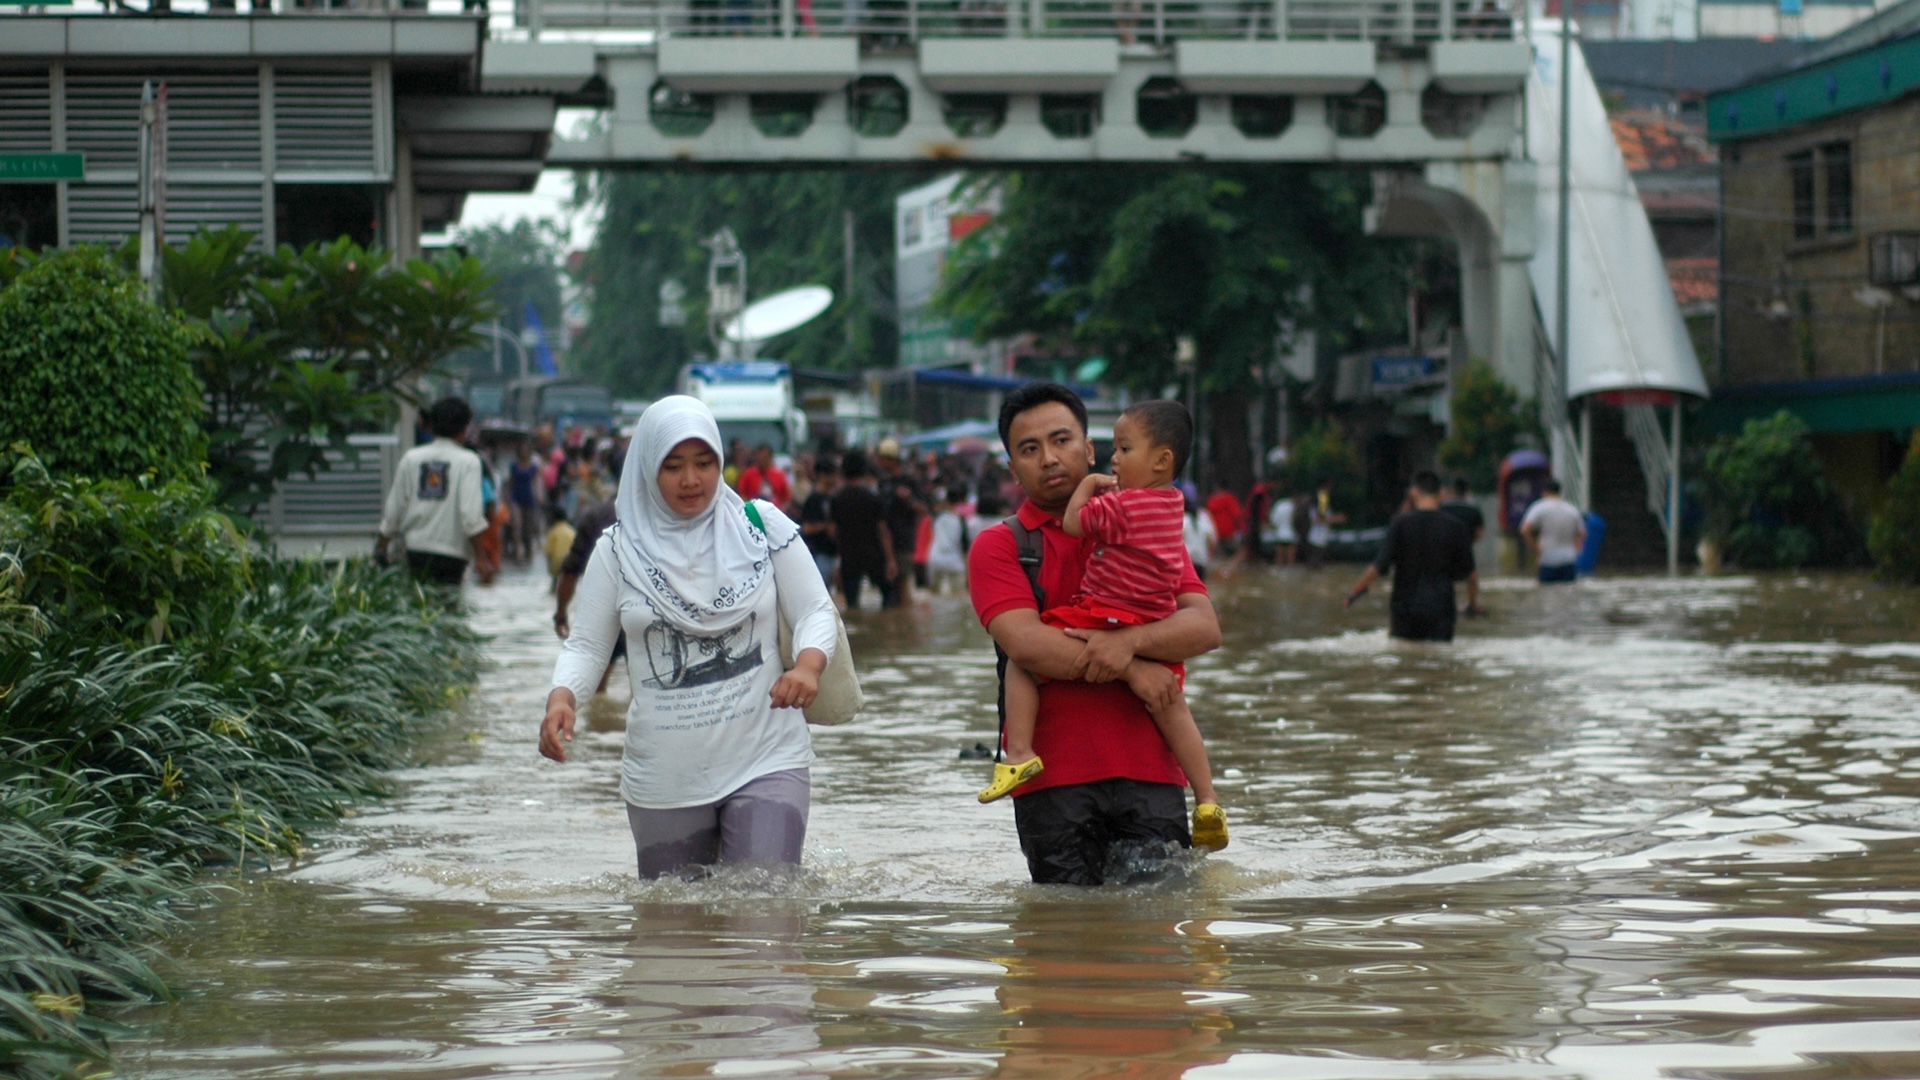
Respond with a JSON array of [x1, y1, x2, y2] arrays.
[[547, 504, 569, 525], [1122, 400, 1194, 476], [946, 484, 968, 505]]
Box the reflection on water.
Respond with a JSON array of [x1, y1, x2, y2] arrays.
[[123, 565, 1920, 1078]]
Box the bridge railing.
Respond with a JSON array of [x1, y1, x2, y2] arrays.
[[0, 0, 1516, 41], [520, 0, 1518, 41]]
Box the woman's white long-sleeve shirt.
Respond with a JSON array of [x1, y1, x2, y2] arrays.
[[550, 501, 838, 808]]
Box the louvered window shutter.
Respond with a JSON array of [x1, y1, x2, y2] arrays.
[[275, 68, 379, 176], [0, 70, 54, 153]]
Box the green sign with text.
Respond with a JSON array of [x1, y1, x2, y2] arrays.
[[0, 153, 85, 182]]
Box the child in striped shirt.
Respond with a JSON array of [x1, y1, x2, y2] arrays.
[[978, 400, 1227, 851]]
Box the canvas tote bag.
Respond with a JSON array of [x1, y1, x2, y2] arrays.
[[743, 501, 864, 725]]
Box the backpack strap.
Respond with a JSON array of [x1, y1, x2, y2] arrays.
[[742, 499, 765, 535], [994, 514, 1047, 763], [1009, 515, 1046, 609]]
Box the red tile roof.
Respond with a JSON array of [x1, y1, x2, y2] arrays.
[[1610, 110, 1714, 172], [1667, 256, 1719, 311]]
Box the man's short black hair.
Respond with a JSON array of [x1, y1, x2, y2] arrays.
[[841, 449, 872, 480], [1411, 470, 1442, 496], [1545, 478, 1563, 495], [426, 397, 472, 439], [814, 456, 839, 476], [1453, 477, 1470, 496], [998, 382, 1089, 450], [1122, 399, 1194, 476], [946, 484, 969, 505]]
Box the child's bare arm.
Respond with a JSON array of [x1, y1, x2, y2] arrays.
[[1061, 473, 1118, 538]]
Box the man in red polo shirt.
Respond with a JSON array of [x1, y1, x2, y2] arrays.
[[968, 383, 1223, 885]]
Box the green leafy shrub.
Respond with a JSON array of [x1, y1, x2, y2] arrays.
[[0, 450, 480, 1079], [161, 227, 496, 515], [1869, 438, 1920, 584], [1439, 362, 1542, 492], [1287, 420, 1364, 512], [0, 249, 205, 483], [0, 451, 247, 644], [1696, 410, 1856, 569]]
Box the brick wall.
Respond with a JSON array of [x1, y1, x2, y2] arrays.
[[1721, 92, 1920, 387]]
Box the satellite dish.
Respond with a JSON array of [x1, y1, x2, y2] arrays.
[[724, 285, 833, 347]]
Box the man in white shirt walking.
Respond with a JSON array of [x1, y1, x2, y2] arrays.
[[1519, 479, 1587, 585], [376, 397, 489, 587]]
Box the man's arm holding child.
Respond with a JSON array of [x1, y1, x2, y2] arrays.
[[989, 603, 1208, 715], [1062, 592, 1222, 675]]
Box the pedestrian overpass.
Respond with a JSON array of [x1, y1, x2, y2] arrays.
[[0, 0, 1704, 567]]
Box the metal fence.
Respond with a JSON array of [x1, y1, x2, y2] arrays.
[[522, 0, 1517, 41]]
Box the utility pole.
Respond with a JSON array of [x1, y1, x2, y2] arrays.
[[843, 208, 856, 358], [137, 81, 167, 301], [1554, 9, 1579, 505]]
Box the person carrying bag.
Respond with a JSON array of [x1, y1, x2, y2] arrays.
[[539, 396, 852, 879]]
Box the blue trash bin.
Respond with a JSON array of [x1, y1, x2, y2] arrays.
[[1576, 512, 1606, 577]]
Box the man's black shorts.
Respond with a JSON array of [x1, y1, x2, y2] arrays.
[[405, 551, 468, 587], [1011, 778, 1190, 886]]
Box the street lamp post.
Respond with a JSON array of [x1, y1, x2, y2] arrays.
[[477, 321, 530, 379]]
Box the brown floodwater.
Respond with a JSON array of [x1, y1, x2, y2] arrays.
[[121, 563, 1920, 1079]]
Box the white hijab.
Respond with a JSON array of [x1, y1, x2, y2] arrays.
[[610, 396, 799, 635]]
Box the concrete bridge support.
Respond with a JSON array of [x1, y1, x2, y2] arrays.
[[1368, 158, 1538, 400]]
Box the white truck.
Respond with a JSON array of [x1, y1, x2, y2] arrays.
[[678, 361, 809, 462]]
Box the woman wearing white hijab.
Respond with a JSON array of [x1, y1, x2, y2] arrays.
[[540, 397, 839, 878]]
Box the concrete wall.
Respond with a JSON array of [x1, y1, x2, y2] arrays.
[[1721, 92, 1920, 387]]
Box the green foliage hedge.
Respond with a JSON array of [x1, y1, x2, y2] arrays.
[[1869, 438, 1920, 584], [1696, 410, 1857, 569], [0, 249, 205, 484], [0, 451, 481, 1079], [1286, 420, 1364, 513], [162, 227, 497, 516], [1439, 363, 1541, 493]]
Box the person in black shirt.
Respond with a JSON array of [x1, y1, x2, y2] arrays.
[[1345, 470, 1476, 642], [830, 450, 899, 610], [875, 439, 925, 602], [1439, 477, 1488, 617], [800, 456, 840, 590], [1439, 477, 1485, 538]]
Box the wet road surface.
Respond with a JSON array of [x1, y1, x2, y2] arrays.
[[122, 564, 1920, 1079]]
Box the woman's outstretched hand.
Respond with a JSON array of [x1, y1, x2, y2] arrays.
[[540, 688, 578, 763]]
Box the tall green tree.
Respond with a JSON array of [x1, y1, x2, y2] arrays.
[[456, 219, 568, 376], [937, 167, 1414, 494], [577, 170, 919, 397]]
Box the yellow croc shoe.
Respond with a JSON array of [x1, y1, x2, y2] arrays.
[[977, 758, 1044, 803], [1192, 803, 1230, 851]]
